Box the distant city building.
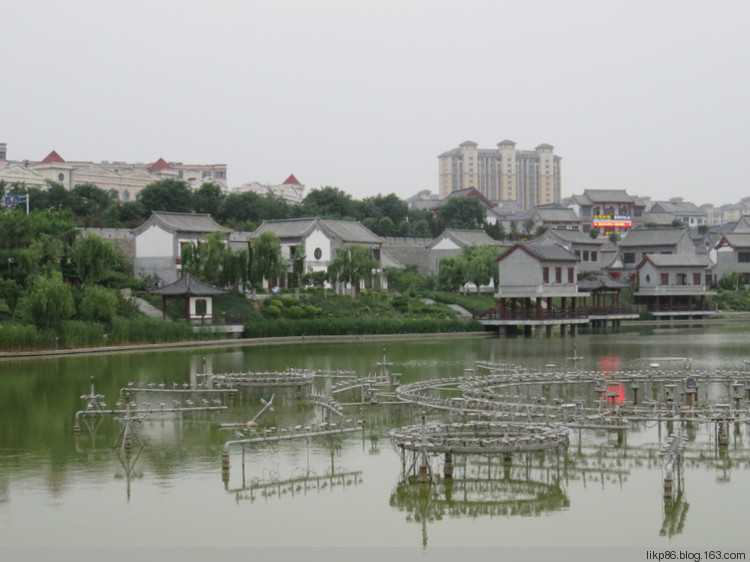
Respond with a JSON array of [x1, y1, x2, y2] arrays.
[[438, 140, 561, 209], [232, 174, 305, 204], [0, 144, 227, 201], [405, 189, 441, 210]]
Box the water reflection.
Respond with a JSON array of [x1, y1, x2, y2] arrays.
[[3, 330, 750, 548], [390, 456, 569, 547]]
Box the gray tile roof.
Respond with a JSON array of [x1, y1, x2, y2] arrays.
[[253, 218, 382, 244], [538, 229, 604, 246], [516, 242, 578, 262], [640, 254, 710, 267], [619, 228, 689, 247], [496, 238, 578, 262], [650, 200, 705, 215], [322, 219, 383, 244], [582, 189, 636, 203], [430, 229, 498, 249], [253, 218, 317, 239], [535, 208, 580, 221], [642, 212, 678, 225], [149, 273, 227, 296], [720, 233, 750, 249], [149, 211, 230, 233]]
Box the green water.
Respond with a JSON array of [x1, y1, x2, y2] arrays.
[[1, 325, 749, 550]]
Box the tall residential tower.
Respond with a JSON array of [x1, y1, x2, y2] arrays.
[[438, 140, 561, 209]]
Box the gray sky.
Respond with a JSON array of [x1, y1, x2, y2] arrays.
[[3, 0, 748, 206]]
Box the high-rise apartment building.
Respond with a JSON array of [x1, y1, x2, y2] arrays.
[[438, 140, 561, 209]]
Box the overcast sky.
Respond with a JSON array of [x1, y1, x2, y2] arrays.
[[3, 0, 748, 206]]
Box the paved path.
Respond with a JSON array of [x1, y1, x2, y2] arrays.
[[131, 296, 163, 319], [421, 298, 473, 319]]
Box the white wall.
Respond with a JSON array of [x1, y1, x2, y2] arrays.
[[135, 225, 173, 257]]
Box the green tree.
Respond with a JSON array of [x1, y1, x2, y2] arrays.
[[465, 245, 500, 293], [138, 178, 193, 213], [522, 218, 536, 237], [192, 182, 225, 217], [588, 228, 600, 239], [385, 266, 426, 294], [360, 193, 408, 226], [216, 192, 291, 230], [69, 183, 115, 226], [377, 216, 396, 236], [0, 278, 23, 318], [23, 181, 70, 212], [251, 231, 283, 288], [289, 252, 306, 289], [327, 245, 379, 295], [115, 200, 150, 227], [71, 233, 120, 285], [484, 221, 507, 241], [435, 198, 486, 230], [301, 186, 359, 219], [78, 285, 119, 323], [27, 233, 65, 275], [437, 254, 469, 291], [23, 272, 75, 328], [509, 221, 520, 241]]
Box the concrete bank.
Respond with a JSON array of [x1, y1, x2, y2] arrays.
[[0, 331, 494, 360]]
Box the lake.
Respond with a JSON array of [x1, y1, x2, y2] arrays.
[[1, 324, 749, 560]]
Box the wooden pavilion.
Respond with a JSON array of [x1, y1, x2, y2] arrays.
[[149, 273, 227, 323]]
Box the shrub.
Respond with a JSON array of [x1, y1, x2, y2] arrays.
[[79, 286, 119, 323], [59, 320, 105, 347], [286, 305, 304, 319], [305, 305, 321, 318], [264, 305, 281, 318]]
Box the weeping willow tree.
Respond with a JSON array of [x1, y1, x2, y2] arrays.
[[251, 231, 283, 289], [327, 245, 379, 296], [180, 231, 249, 289]]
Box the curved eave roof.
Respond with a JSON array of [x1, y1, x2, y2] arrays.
[[149, 273, 227, 296]]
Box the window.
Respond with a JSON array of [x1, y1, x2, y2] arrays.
[[195, 299, 207, 317], [693, 273, 702, 285], [676, 273, 687, 285], [568, 268, 574, 283], [738, 252, 750, 263], [582, 251, 589, 261], [555, 267, 562, 283], [543, 267, 549, 283], [314, 247, 322, 260], [591, 251, 597, 261], [623, 252, 636, 264], [660, 273, 669, 285]]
